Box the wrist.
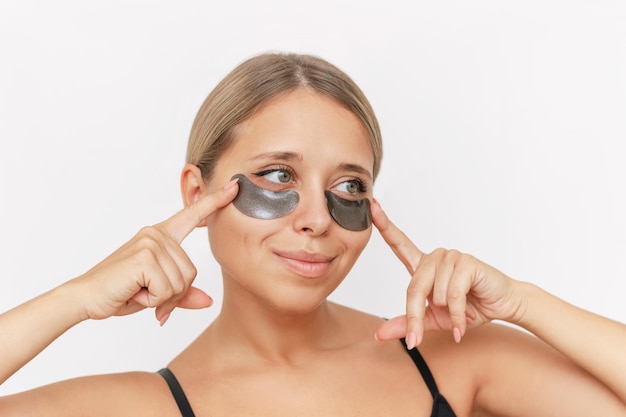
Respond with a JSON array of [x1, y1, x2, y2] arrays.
[[509, 280, 548, 330], [49, 278, 92, 325]]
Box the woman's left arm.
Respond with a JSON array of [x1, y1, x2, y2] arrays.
[[370, 200, 626, 408], [514, 281, 626, 401]]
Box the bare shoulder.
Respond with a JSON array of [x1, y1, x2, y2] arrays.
[[419, 322, 581, 382], [408, 325, 523, 415], [412, 323, 557, 415], [1, 371, 180, 417], [418, 323, 626, 417], [418, 322, 549, 372]]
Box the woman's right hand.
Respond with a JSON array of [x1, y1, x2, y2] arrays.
[[71, 178, 239, 325]]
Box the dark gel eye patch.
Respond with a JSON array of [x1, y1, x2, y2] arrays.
[[230, 174, 372, 231], [324, 190, 371, 231], [231, 174, 299, 219]]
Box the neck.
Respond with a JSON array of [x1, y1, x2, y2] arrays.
[[208, 277, 345, 363]]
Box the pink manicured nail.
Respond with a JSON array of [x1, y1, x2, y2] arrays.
[[159, 312, 171, 327], [406, 331, 417, 350], [453, 327, 462, 343], [223, 178, 239, 190]]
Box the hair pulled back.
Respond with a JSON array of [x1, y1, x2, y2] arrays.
[[186, 52, 383, 182]]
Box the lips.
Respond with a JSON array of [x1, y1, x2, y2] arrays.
[[273, 250, 335, 278]]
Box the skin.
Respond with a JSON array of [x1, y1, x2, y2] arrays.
[[1, 88, 626, 416]]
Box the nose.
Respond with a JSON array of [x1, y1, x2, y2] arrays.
[[291, 185, 333, 236]]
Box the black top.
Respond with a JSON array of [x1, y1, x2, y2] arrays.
[[400, 338, 457, 417], [158, 339, 457, 417]]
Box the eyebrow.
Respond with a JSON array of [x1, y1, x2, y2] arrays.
[[249, 151, 372, 179], [337, 163, 373, 180], [249, 151, 304, 162]]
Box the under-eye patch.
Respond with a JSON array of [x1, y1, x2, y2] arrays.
[[230, 174, 371, 231], [231, 174, 299, 219], [324, 191, 371, 231]]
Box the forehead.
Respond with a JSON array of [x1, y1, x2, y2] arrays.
[[223, 89, 374, 174]]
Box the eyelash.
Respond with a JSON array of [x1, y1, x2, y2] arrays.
[[253, 165, 295, 181], [252, 166, 368, 193]]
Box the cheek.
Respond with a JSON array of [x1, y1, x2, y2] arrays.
[[207, 208, 244, 265], [341, 227, 373, 261], [356, 228, 373, 253], [206, 204, 373, 272], [206, 206, 276, 265]]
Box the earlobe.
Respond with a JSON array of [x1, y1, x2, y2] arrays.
[[180, 164, 209, 226]]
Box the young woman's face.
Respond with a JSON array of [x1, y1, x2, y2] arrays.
[[206, 88, 375, 314]]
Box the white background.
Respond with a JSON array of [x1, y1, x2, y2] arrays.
[[1, 0, 625, 395]]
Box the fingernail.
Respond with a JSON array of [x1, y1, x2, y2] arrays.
[[374, 332, 380, 342], [159, 312, 171, 327], [406, 331, 417, 350], [223, 178, 239, 190], [453, 327, 462, 343]]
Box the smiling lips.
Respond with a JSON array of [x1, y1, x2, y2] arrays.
[[273, 250, 335, 278]]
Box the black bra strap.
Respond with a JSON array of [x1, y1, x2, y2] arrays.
[[400, 338, 439, 399], [157, 368, 196, 417]]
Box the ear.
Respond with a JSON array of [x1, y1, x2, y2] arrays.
[[180, 164, 209, 227]]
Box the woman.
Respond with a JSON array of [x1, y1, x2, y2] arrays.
[[1, 52, 625, 416]]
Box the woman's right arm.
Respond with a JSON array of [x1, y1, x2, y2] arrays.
[[0, 279, 88, 385], [0, 179, 238, 386]]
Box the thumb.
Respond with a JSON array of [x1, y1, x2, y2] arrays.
[[175, 287, 213, 310], [375, 313, 444, 343], [153, 287, 213, 326], [375, 315, 407, 341]]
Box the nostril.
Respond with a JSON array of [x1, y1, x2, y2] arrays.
[[292, 194, 335, 235]]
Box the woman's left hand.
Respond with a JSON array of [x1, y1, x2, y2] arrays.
[[371, 200, 527, 348]]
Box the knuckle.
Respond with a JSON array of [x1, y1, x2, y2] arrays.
[[184, 263, 198, 280], [459, 252, 477, 266], [444, 248, 461, 261], [176, 264, 197, 288], [432, 298, 447, 308], [432, 292, 447, 307], [137, 226, 161, 240], [170, 277, 186, 294], [158, 286, 174, 301], [447, 286, 465, 302], [136, 246, 159, 263], [406, 281, 425, 296], [174, 264, 197, 292], [449, 307, 466, 322], [406, 313, 421, 322], [430, 247, 447, 257], [136, 233, 162, 252]]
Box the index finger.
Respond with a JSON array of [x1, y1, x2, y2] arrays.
[[370, 198, 424, 274], [159, 178, 239, 243]]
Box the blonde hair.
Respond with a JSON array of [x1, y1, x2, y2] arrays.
[[186, 52, 383, 182]]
